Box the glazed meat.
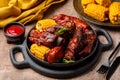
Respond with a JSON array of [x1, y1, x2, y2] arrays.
[[64, 28, 96, 60], [45, 46, 65, 63], [64, 27, 85, 60], [29, 25, 71, 48], [29, 30, 58, 48], [52, 14, 74, 29], [52, 14, 89, 30], [78, 29, 96, 57], [53, 14, 96, 61], [29, 14, 97, 63]]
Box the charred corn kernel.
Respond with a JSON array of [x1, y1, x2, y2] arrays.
[[81, 0, 95, 8], [109, 2, 120, 24], [36, 19, 57, 30], [30, 44, 50, 60], [95, 0, 111, 7], [84, 3, 108, 21]]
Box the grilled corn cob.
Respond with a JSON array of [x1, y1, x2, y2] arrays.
[[95, 0, 111, 7], [84, 3, 109, 21], [36, 19, 57, 30], [109, 2, 120, 24], [81, 0, 95, 8], [30, 44, 50, 60]]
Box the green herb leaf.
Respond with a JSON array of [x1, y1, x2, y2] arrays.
[[63, 59, 75, 63], [55, 27, 70, 35]]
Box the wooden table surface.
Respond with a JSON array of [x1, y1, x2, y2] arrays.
[[0, 0, 120, 80]]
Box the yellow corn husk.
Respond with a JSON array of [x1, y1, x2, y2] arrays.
[[109, 2, 120, 24], [81, 0, 95, 8], [30, 44, 50, 60], [84, 3, 109, 21], [95, 0, 111, 7]]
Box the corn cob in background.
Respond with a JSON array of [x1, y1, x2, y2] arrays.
[[95, 0, 111, 7], [81, 0, 95, 8], [30, 44, 50, 60], [109, 2, 120, 24], [84, 3, 109, 21]]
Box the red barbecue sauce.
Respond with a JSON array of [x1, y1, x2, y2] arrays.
[[6, 25, 24, 36]]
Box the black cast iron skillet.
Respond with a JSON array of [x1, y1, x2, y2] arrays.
[[25, 27, 112, 68], [10, 26, 113, 78]]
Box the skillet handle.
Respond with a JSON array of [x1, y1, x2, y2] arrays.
[[10, 45, 30, 69], [95, 29, 113, 51]]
